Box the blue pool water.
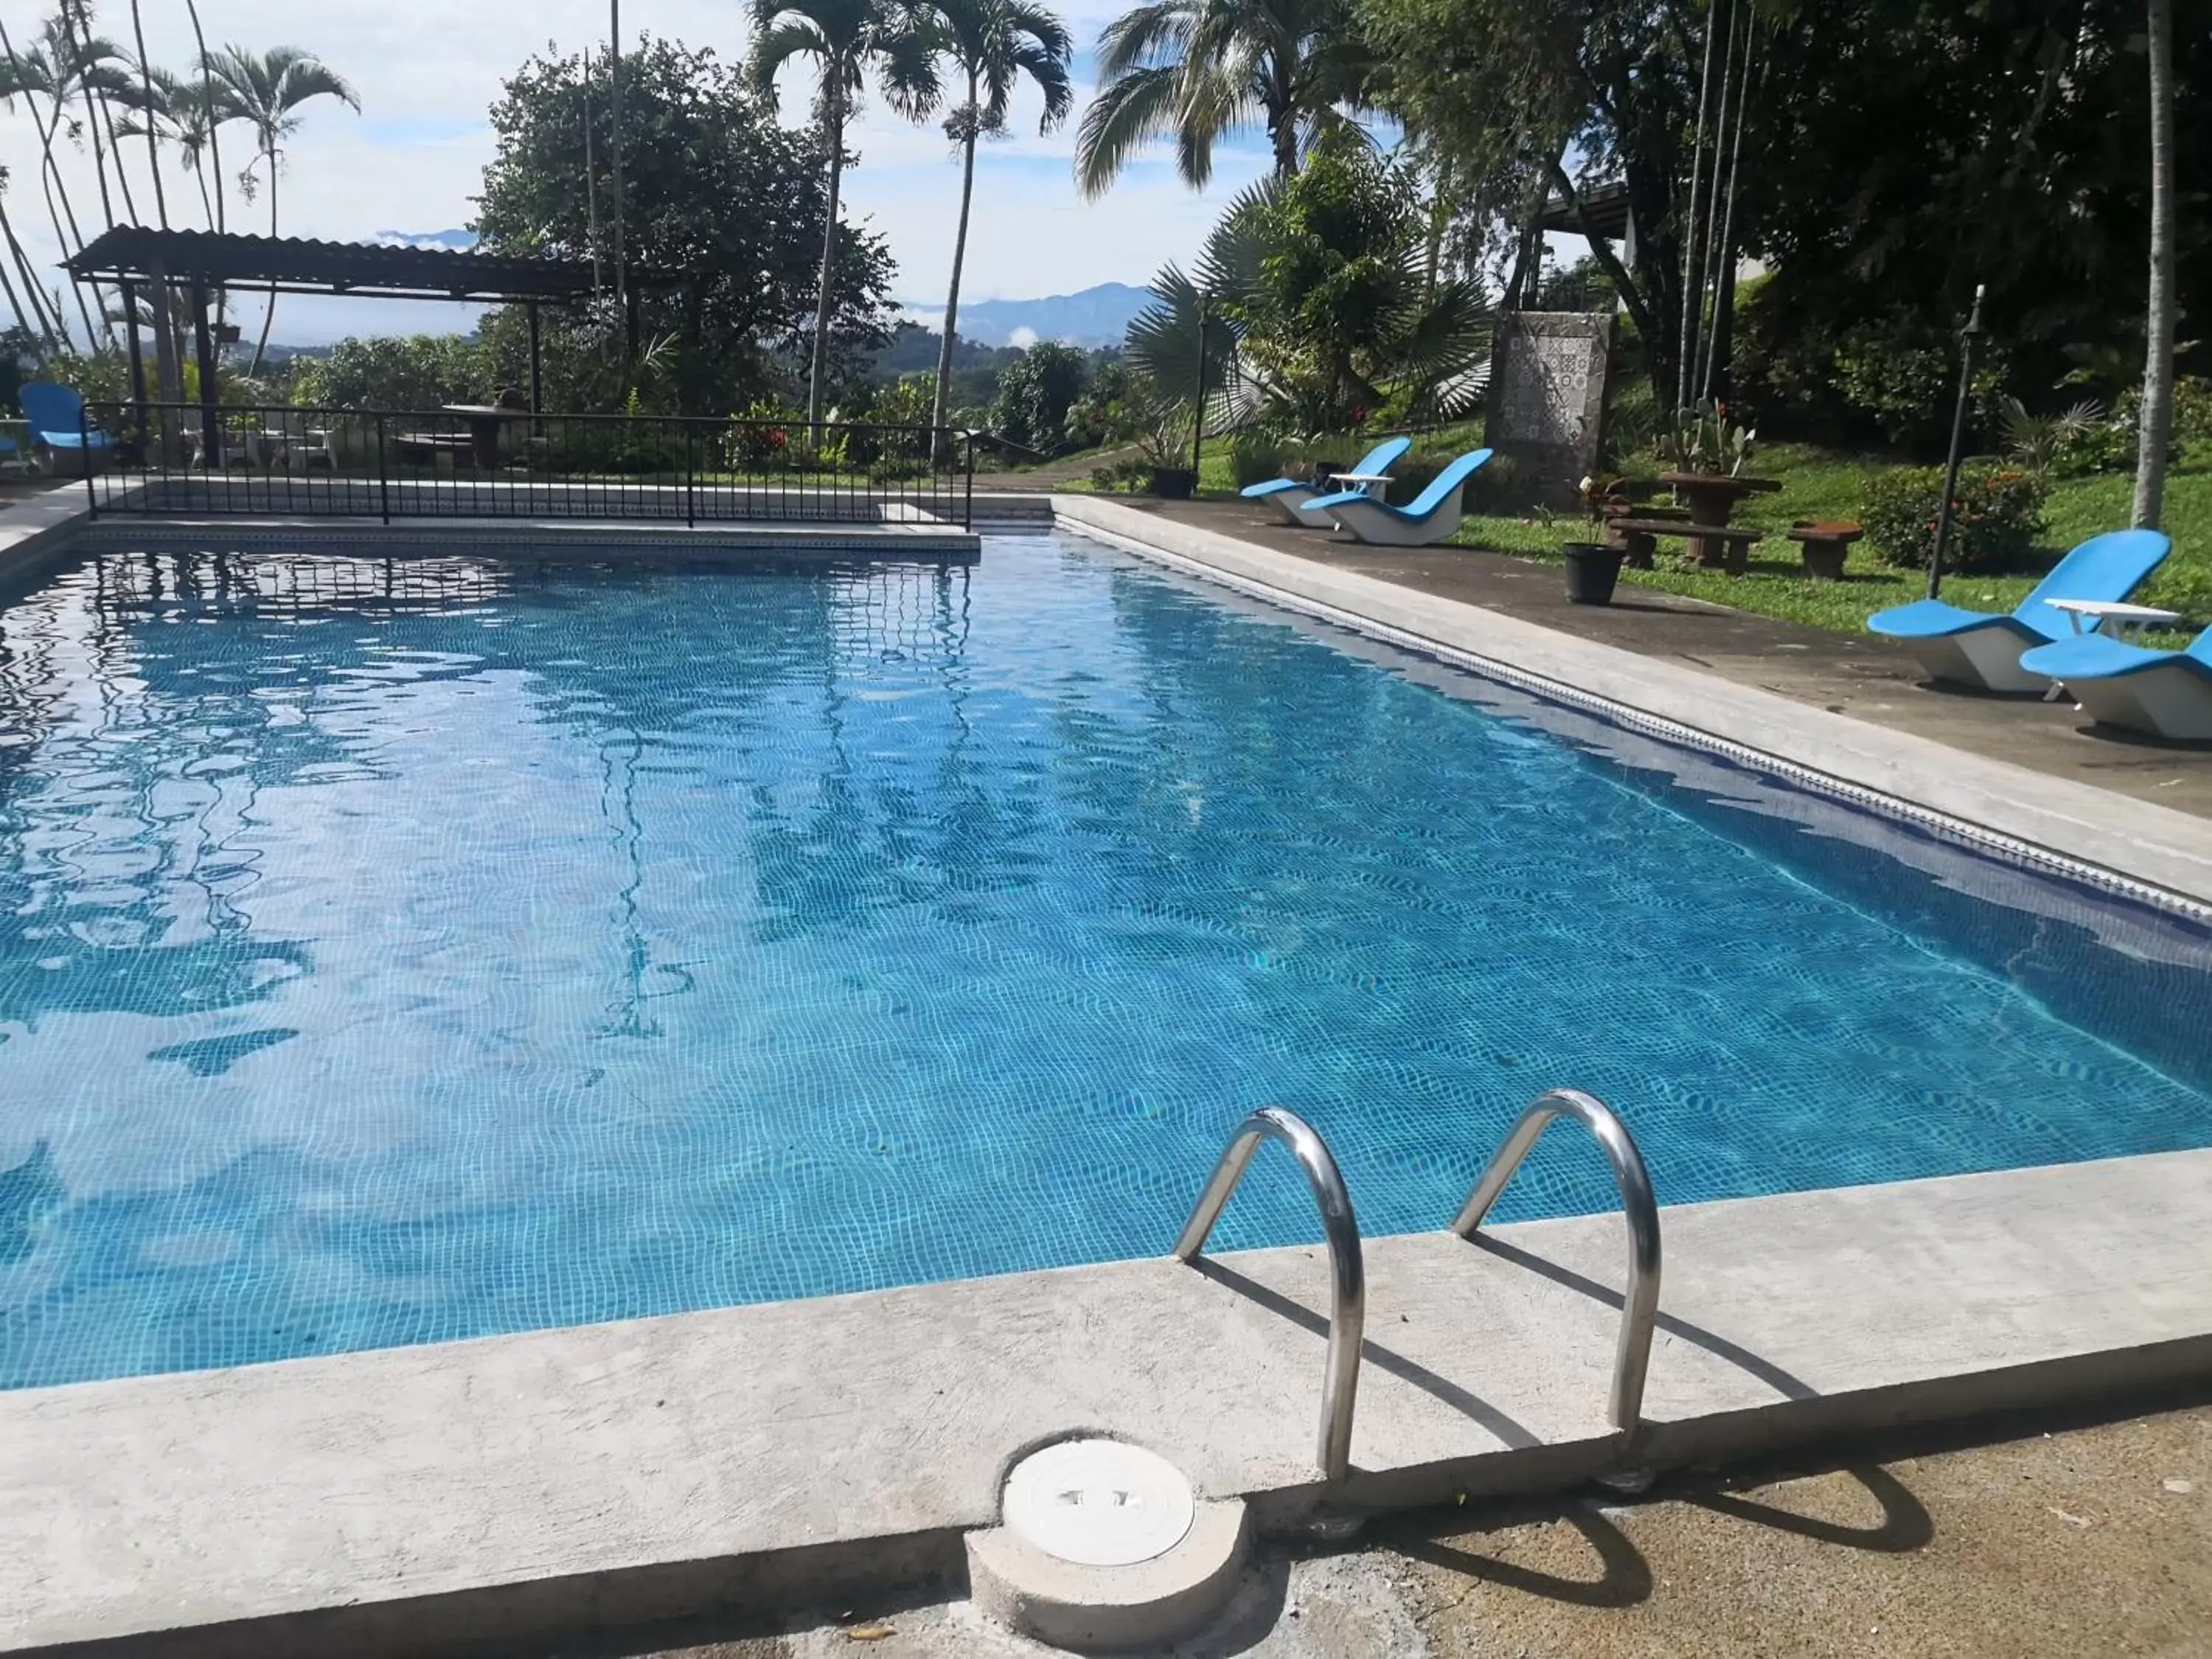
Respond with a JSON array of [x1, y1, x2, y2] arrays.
[[2, 533, 2210, 1390]]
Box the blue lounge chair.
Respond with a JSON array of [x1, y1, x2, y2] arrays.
[[1241, 437, 1412, 526], [1306, 448, 1494, 547], [17, 382, 116, 471], [1865, 529, 2171, 692], [2019, 625, 2212, 741]]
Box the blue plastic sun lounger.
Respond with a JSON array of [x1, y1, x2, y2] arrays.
[[1865, 529, 2171, 692], [1304, 448, 1494, 547], [2019, 624, 2212, 740], [1241, 437, 1413, 526], [17, 382, 116, 464]]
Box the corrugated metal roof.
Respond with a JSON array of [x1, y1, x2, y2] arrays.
[[64, 227, 678, 302]]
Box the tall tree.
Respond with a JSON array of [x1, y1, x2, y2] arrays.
[[1075, 0, 1370, 196], [475, 39, 898, 414], [926, 0, 1073, 445], [748, 0, 942, 430], [2134, 0, 2177, 528], [204, 44, 361, 375]]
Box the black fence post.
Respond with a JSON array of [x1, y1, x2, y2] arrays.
[[686, 422, 697, 528], [81, 404, 97, 518], [376, 413, 392, 526], [963, 431, 973, 531]]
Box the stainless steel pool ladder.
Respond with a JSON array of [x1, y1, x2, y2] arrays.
[[1172, 1090, 1662, 1484], [1173, 1107, 1366, 1482], [1452, 1088, 1663, 1437]]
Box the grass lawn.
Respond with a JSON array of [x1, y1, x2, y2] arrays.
[[1439, 438, 2212, 639], [1073, 426, 2211, 643]]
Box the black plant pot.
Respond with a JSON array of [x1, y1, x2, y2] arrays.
[[1149, 466, 1196, 500], [1306, 458, 1349, 493], [1562, 541, 1625, 605]]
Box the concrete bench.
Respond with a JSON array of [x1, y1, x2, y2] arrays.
[[1608, 516, 1766, 574], [1785, 520, 1863, 581]]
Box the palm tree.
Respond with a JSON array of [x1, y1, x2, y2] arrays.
[[748, 0, 942, 431], [2133, 0, 2175, 529], [925, 0, 1072, 448], [127, 1, 168, 228], [204, 44, 361, 375], [1074, 0, 1368, 197], [0, 15, 103, 342]]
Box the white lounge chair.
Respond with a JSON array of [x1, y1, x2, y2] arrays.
[[1306, 448, 1493, 547], [1865, 529, 2171, 692], [2019, 625, 2212, 740], [1240, 437, 1411, 526]]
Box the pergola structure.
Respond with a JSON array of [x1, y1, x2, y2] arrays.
[[64, 228, 680, 456]]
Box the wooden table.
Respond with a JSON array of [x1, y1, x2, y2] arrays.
[[1659, 472, 1782, 568], [440, 404, 532, 469]]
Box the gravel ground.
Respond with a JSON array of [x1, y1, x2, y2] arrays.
[[577, 1397, 2212, 1659]]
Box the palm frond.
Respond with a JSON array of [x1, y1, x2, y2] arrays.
[[1074, 65, 1180, 197]]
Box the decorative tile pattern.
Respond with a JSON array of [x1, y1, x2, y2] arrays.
[[0, 535, 2208, 1391]]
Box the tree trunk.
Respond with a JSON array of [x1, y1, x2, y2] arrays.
[[931, 94, 980, 462], [0, 204, 63, 350], [249, 152, 279, 376], [1544, 158, 1658, 357], [185, 0, 229, 330], [67, 5, 119, 232], [0, 18, 101, 344], [807, 83, 846, 434], [131, 0, 170, 228], [2132, 0, 2175, 529]]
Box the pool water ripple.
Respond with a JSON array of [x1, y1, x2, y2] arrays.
[[0, 534, 2208, 1389]]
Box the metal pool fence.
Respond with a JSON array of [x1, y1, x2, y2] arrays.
[[78, 403, 976, 530]]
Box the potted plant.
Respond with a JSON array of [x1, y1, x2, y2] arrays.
[[1135, 395, 1197, 498], [1563, 475, 1629, 602], [1561, 538, 1626, 605]]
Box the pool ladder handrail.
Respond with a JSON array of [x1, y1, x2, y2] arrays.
[[1451, 1088, 1663, 1436], [1172, 1107, 1366, 1482]]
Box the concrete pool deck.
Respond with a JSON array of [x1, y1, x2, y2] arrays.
[[5, 1150, 2211, 1655]]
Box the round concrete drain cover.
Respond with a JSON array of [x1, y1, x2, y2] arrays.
[[1002, 1439, 1196, 1568]]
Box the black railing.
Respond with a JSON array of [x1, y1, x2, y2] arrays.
[[80, 402, 976, 531]]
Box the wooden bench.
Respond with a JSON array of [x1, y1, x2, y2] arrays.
[[1608, 516, 1766, 575], [1785, 520, 1863, 581], [393, 433, 475, 470]]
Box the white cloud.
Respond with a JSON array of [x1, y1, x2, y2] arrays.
[[4, 1, 1281, 343]]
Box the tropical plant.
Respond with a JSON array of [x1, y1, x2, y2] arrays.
[[1997, 396, 2102, 483], [1861, 463, 2048, 577], [1075, 0, 1370, 195], [1127, 136, 1489, 438], [925, 0, 1073, 450], [203, 44, 361, 375], [748, 0, 942, 430], [1657, 400, 1756, 478]]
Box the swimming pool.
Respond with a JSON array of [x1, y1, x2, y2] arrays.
[[2, 532, 2208, 1391]]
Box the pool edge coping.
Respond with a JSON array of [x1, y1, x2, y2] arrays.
[[1050, 495, 2212, 919]]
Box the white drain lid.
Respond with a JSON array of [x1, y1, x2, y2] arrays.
[[1002, 1439, 1197, 1568]]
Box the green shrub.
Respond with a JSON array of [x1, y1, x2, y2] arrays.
[[1861, 463, 2047, 574], [1228, 434, 1287, 488], [2145, 560, 2212, 627], [2174, 375, 2212, 442]]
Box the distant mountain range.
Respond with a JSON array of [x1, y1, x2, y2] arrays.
[[903, 282, 1152, 349], [371, 234, 1150, 350]]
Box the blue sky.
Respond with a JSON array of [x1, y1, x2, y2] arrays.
[[1, 0, 1284, 344]]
